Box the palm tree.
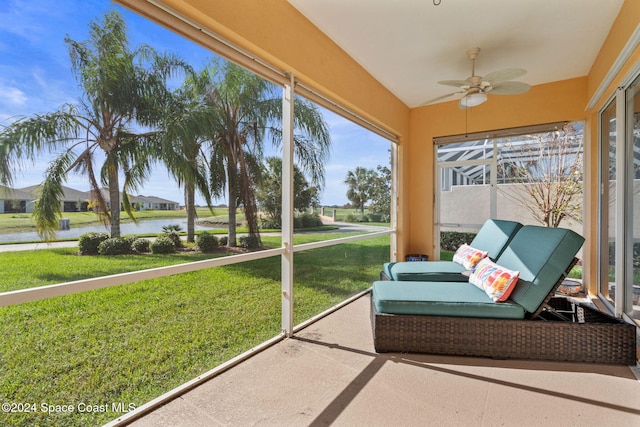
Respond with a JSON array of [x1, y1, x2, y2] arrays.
[[256, 156, 320, 227], [206, 69, 264, 247], [196, 60, 332, 247], [0, 10, 188, 240], [161, 84, 216, 243], [345, 167, 376, 215]]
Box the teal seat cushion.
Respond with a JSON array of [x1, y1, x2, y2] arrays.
[[384, 261, 468, 282], [469, 219, 523, 260], [372, 281, 526, 319], [383, 219, 522, 282], [495, 226, 584, 314]]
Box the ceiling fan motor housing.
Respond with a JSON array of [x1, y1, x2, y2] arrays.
[[423, 46, 530, 108]]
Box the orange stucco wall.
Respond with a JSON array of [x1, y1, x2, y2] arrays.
[[587, 1, 640, 105]]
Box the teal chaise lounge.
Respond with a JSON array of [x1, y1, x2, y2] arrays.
[[371, 225, 637, 364], [381, 219, 522, 282]]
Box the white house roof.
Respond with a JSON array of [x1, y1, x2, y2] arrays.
[[0, 185, 33, 200]]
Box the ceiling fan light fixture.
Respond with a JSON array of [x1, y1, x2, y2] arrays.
[[461, 92, 487, 108], [423, 48, 529, 107]]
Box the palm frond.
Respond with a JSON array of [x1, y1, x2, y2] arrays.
[[33, 153, 75, 241], [0, 107, 82, 185], [209, 147, 228, 198]]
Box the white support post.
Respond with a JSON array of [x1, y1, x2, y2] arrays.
[[614, 87, 625, 317], [433, 144, 441, 260], [390, 141, 398, 262], [490, 139, 497, 218], [281, 74, 295, 336]]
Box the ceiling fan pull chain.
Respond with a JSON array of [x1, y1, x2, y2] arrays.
[[465, 104, 468, 138]]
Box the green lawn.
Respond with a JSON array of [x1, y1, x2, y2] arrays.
[[0, 233, 389, 427], [0, 248, 229, 292]]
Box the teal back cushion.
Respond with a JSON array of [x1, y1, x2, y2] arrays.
[[470, 219, 523, 260], [496, 226, 584, 313]]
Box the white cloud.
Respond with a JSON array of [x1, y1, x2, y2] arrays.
[[0, 0, 53, 44], [31, 68, 78, 106], [0, 83, 27, 105]]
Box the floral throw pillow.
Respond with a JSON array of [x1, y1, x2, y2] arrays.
[[469, 257, 520, 302], [452, 244, 488, 270]]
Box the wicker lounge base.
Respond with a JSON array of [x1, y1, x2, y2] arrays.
[[371, 297, 637, 365]]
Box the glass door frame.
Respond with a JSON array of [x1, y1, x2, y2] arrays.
[[598, 84, 640, 321]]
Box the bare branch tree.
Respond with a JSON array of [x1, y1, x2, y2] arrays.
[[498, 123, 583, 228]]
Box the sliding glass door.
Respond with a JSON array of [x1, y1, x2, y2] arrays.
[[626, 76, 640, 319], [599, 100, 617, 306], [599, 77, 640, 322]]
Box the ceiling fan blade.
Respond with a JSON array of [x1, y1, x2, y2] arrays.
[[421, 90, 466, 105], [437, 80, 469, 88], [483, 68, 527, 84], [489, 81, 530, 95]]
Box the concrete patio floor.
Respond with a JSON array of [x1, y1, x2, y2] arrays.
[[128, 294, 640, 426]]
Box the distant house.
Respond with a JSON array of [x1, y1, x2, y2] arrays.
[[0, 185, 179, 214], [0, 186, 34, 213], [131, 195, 180, 211], [88, 189, 180, 211], [60, 186, 91, 212], [20, 185, 90, 213]]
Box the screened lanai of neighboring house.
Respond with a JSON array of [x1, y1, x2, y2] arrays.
[[436, 122, 584, 188]]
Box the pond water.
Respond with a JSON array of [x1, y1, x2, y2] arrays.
[[0, 218, 222, 243]]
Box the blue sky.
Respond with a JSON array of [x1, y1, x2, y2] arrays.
[[0, 0, 390, 207]]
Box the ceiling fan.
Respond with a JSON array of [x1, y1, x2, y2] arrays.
[[424, 47, 530, 109]]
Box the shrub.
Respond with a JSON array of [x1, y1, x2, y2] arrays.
[[344, 214, 358, 223], [344, 214, 368, 223], [162, 224, 183, 233], [151, 236, 176, 254], [609, 241, 640, 268], [98, 237, 132, 255], [196, 232, 219, 253], [440, 231, 477, 252], [161, 232, 182, 248], [299, 212, 323, 228], [132, 238, 151, 253], [122, 235, 137, 247], [219, 236, 228, 246], [260, 217, 281, 229], [261, 213, 323, 230], [78, 232, 109, 255], [367, 212, 383, 222], [239, 235, 261, 249]]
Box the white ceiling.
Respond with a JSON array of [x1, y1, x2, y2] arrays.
[[288, 0, 625, 108]]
